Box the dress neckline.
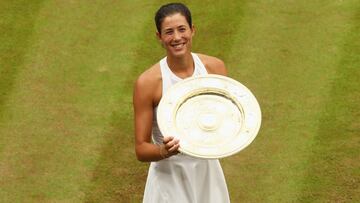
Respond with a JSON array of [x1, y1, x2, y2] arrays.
[[164, 53, 197, 81]]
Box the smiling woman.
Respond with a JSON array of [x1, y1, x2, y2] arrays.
[[133, 2, 230, 203], [156, 12, 194, 59]]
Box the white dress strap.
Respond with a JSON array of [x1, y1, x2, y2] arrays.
[[191, 53, 208, 75]]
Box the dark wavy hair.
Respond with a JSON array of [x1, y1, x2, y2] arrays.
[[155, 3, 192, 34]]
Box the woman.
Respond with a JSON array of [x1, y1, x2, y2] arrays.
[[133, 3, 230, 203]]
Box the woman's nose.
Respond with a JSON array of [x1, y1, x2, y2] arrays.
[[174, 31, 181, 40]]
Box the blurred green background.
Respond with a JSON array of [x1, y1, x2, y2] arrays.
[[0, 0, 359, 202]]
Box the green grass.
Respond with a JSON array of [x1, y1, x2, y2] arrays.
[[0, 0, 359, 202]]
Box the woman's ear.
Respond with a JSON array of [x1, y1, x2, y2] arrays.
[[156, 32, 164, 48], [156, 31, 161, 40]]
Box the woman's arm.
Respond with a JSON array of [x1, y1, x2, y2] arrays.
[[133, 74, 179, 162]]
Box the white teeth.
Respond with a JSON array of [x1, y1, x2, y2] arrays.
[[173, 43, 184, 49]]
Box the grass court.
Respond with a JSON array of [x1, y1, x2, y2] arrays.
[[0, 0, 359, 202]]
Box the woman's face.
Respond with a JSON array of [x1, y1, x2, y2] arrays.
[[157, 13, 194, 58]]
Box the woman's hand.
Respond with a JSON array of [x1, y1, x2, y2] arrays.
[[160, 136, 180, 158]]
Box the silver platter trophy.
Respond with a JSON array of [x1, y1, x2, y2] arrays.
[[157, 74, 261, 159]]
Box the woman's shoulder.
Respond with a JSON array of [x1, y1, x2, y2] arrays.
[[195, 53, 227, 76], [133, 62, 163, 106], [134, 63, 162, 95], [136, 63, 161, 83]]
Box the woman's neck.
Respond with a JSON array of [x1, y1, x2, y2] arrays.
[[166, 52, 194, 78]]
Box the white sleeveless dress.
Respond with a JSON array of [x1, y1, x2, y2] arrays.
[[142, 53, 230, 203]]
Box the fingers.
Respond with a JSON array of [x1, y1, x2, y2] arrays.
[[160, 136, 180, 158], [165, 140, 179, 153], [163, 136, 178, 149], [163, 137, 179, 148], [165, 140, 180, 152], [162, 136, 175, 144]]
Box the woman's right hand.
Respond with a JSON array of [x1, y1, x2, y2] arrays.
[[160, 136, 180, 158]]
